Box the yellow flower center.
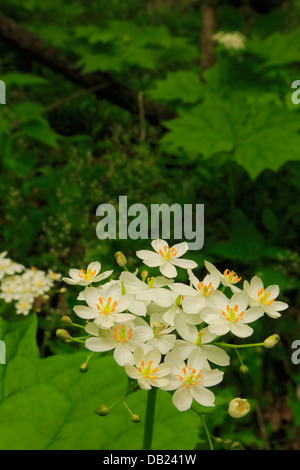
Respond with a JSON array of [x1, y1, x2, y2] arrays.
[[95, 296, 117, 316], [138, 360, 158, 380], [220, 304, 244, 323], [176, 365, 203, 388], [257, 288, 274, 306], [224, 269, 241, 284], [78, 268, 96, 280], [113, 324, 132, 343], [158, 246, 178, 260], [197, 281, 214, 296]]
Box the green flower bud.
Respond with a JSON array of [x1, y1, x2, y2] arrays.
[[80, 362, 89, 373], [263, 334, 280, 349], [95, 404, 109, 416], [141, 270, 148, 280], [240, 364, 248, 374], [61, 316, 72, 327], [115, 251, 127, 267], [56, 329, 71, 342], [130, 414, 140, 423]]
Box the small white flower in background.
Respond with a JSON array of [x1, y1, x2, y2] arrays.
[[162, 350, 224, 411], [205, 261, 242, 293], [73, 284, 138, 329], [228, 398, 250, 418], [48, 269, 62, 281], [136, 239, 197, 278], [213, 31, 246, 50], [63, 261, 113, 286], [84, 320, 154, 366], [170, 268, 220, 314], [15, 296, 34, 316], [0, 254, 61, 316], [173, 315, 230, 367], [243, 276, 288, 319], [125, 347, 172, 390], [201, 291, 264, 338]]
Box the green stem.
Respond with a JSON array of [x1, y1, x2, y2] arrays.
[[142, 387, 157, 450], [199, 414, 213, 450], [215, 341, 264, 349], [234, 348, 244, 367]]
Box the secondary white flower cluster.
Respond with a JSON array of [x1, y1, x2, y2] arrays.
[[64, 240, 288, 412], [212, 31, 246, 50], [0, 251, 62, 315]]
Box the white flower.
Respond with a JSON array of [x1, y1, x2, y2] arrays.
[[48, 269, 62, 281], [15, 296, 33, 315], [125, 347, 172, 390], [0, 275, 22, 302], [143, 313, 177, 355], [162, 350, 224, 411], [205, 261, 242, 293], [73, 284, 137, 329], [0, 258, 13, 279], [228, 398, 250, 418], [243, 276, 288, 319], [170, 268, 220, 314], [63, 261, 113, 286], [136, 239, 197, 278], [201, 291, 264, 338], [213, 31, 246, 50], [119, 271, 174, 307], [173, 315, 230, 367], [84, 321, 154, 366]]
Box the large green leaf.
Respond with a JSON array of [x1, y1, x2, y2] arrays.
[[160, 94, 300, 179], [0, 315, 200, 450], [146, 71, 204, 104]]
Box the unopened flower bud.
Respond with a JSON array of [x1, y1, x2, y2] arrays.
[[56, 329, 71, 342], [214, 437, 223, 444], [240, 364, 248, 374], [43, 294, 50, 300], [115, 251, 127, 267], [95, 404, 109, 416], [61, 316, 72, 327], [80, 362, 89, 373], [59, 287, 66, 293], [130, 414, 140, 423], [228, 398, 250, 418], [264, 334, 280, 349], [141, 270, 148, 280]]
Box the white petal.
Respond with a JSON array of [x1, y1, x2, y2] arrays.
[[172, 387, 193, 411], [159, 261, 177, 278], [192, 385, 215, 407]]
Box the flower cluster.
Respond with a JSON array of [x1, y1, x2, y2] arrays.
[[212, 31, 246, 50], [63, 240, 288, 412], [0, 251, 62, 315]]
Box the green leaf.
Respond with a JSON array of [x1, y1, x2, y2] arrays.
[[248, 30, 300, 68], [0, 316, 200, 450], [146, 71, 204, 104], [211, 209, 264, 262], [1, 72, 48, 87], [20, 118, 59, 148], [160, 94, 300, 179]]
